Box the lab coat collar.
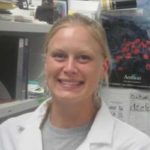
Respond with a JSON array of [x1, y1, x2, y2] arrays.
[[19, 99, 50, 129], [87, 101, 114, 143], [17, 99, 114, 150]]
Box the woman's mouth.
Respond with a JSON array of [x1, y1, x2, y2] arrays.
[[58, 79, 84, 89]]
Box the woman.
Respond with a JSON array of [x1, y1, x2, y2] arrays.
[[0, 13, 150, 150]]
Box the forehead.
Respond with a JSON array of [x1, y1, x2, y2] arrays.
[[49, 25, 98, 46], [47, 26, 103, 57], [54, 25, 90, 37]]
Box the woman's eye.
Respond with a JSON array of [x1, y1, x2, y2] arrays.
[[51, 52, 67, 61], [78, 55, 92, 63]]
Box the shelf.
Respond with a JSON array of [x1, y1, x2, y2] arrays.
[[0, 20, 52, 33], [0, 99, 40, 123]]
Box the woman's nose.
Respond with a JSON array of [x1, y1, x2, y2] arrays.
[[63, 58, 78, 75]]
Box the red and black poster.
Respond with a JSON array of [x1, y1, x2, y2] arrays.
[[101, 8, 150, 89]]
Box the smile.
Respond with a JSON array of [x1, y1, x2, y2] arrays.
[[58, 79, 84, 88]]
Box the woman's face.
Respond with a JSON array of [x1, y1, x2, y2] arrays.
[[45, 25, 109, 103]]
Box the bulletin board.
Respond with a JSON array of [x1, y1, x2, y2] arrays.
[[99, 0, 150, 136]]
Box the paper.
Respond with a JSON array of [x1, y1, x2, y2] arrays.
[[101, 87, 150, 136], [128, 90, 150, 135], [101, 87, 130, 122]]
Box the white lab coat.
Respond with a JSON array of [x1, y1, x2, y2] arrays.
[[0, 99, 150, 150]]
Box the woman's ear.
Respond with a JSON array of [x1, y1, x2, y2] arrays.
[[44, 55, 48, 77], [100, 58, 110, 81]]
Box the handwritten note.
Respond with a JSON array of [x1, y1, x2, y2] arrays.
[[129, 91, 150, 135]]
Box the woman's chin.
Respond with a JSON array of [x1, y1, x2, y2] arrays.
[[53, 91, 83, 103]]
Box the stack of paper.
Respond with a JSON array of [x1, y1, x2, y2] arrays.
[[0, 0, 17, 21], [0, 0, 17, 10]]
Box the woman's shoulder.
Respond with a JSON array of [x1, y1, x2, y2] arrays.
[[0, 98, 50, 129], [0, 112, 33, 132]]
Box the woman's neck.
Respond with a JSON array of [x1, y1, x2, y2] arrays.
[[49, 98, 98, 128]]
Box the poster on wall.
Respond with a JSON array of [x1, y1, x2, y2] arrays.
[[100, 8, 150, 89]]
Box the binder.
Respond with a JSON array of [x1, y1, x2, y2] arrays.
[[16, 37, 29, 99]]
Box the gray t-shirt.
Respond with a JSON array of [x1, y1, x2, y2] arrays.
[[41, 117, 92, 150]]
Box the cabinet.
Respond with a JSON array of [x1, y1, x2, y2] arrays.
[[0, 21, 51, 99], [0, 20, 51, 121]]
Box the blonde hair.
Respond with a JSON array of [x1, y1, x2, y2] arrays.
[[44, 13, 111, 62]]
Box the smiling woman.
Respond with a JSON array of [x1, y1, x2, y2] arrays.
[[45, 25, 108, 106], [0, 13, 150, 150]]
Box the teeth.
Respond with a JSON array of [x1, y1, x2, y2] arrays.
[[61, 80, 80, 86], [58, 79, 83, 87]]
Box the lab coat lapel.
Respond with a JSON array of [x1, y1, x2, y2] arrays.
[[76, 101, 114, 150], [17, 99, 51, 150], [76, 142, 90, 150], [87, 101, 114, 144], [17, 124, 43, 150]]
